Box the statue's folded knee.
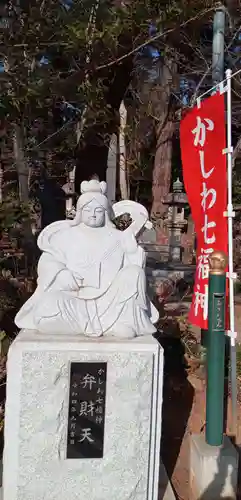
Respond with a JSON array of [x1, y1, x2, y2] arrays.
[[34, 296, 61, 324]]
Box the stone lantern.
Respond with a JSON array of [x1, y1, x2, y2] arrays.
[[163, 178, 188, 262]]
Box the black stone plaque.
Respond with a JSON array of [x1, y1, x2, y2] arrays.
[[212, 293, 225, 331], [66, 362, 107, 459]]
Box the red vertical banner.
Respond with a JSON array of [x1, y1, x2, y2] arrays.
[[180, 93, 228, 329]]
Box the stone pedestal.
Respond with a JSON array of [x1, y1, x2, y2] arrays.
[[3, 330, 164, 500], [190, 434, 239, 499]]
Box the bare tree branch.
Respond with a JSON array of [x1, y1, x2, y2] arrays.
[[95, 7, 216, 71]]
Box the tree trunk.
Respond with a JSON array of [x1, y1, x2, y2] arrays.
[[12, 123, 36, 258], [151, 59, 177, 226], [119, 100, 129, 199], [151, 117, 174, 218], [0, 161, 3, 204], [13, 123, 29, 203], [75, 57, 133, 192]]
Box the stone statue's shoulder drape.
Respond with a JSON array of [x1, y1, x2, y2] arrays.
[[15, 179, 159, 338], [37, 219, 71, 253]]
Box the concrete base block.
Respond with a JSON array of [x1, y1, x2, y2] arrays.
[[3, 330, 165, 500], [190, 434, 239, 500]]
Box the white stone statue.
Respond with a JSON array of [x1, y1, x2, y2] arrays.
[[15, 179, 159, 338]]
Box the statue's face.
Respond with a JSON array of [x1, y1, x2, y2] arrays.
[[82, 199, 105, 227]]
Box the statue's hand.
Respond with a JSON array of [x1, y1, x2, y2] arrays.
[[54, 269, 79, 292], [72, 272, 85, 288]]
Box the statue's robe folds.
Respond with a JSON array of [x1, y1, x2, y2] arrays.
[[15, 221, 158, 337]]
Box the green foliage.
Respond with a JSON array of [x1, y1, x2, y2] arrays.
[[0, 1, 92, 117], [0, 193, 30, 232], [0, 0, 214, 117], [236, 343, 241, 377], [233, 164, 241, 205]]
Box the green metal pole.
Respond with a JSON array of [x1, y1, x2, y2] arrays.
[[206, 251, 228, 446]]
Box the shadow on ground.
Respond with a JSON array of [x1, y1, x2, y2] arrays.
[[155, 330, 194, 496]]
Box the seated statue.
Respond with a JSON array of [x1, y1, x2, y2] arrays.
[[15, 179, 159, 338]]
